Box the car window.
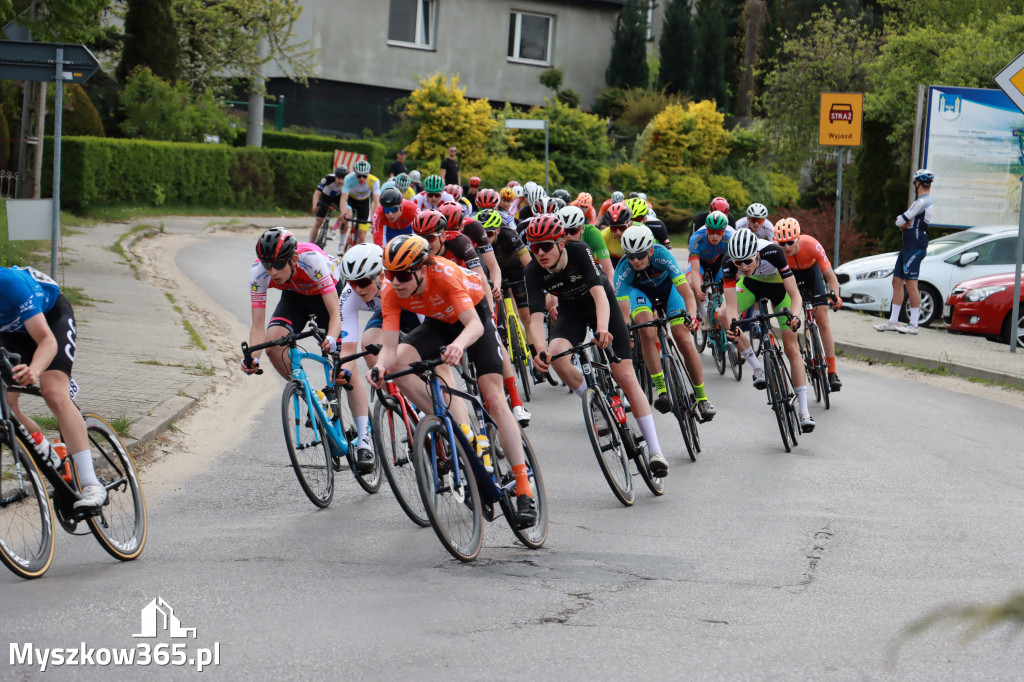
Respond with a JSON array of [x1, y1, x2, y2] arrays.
[[971, 237, 1018, 265], [926, 231, 989, 257]]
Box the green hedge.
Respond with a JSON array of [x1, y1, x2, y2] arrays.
[[236, 132, 386, 179], [44, 136, 332, 211]]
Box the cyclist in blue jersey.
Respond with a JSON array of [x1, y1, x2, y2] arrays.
[[686, 211, 734, 326], [875, 169, 934, 334], [0, 266, 106, 509], [615, 225, 715, 420]]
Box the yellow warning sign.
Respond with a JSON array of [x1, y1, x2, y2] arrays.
[[819, 92, 863, 147]]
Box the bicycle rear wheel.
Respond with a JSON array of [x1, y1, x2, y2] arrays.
[[314, 219, 332, 249], [764, 354, 792, 453], [626, 421, 664, 496], [373, 397, 428, 527], [281, 382, 334, 507], [664, 354, 698, 462], [414, 417, 482, 562], [489, 424, 548, 549], [582, 389, 634, 506], [81, 415, 147, 561], [692, 326, 707, 354], [0, 436, 55, 580]]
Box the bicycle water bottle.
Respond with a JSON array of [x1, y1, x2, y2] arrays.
[[315, 389, 334, 420], [609, 395, 627, 425], [459, 424, 492, 472]]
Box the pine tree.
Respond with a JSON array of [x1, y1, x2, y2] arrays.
[[605, 0, 650, 89], [691, 0, 729, 109], [658, 0, 695, 95], [117, 0, 179, 84]]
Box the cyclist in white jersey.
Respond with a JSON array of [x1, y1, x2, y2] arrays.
[[734, 202, 774, 240]]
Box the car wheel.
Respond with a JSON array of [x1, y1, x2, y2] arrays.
[[1003, 308, 1024, 347]]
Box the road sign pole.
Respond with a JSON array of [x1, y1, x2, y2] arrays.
[[1011, 185, 1023, 353], [50, 47, 63, 279], [834, 149, 843, 267]]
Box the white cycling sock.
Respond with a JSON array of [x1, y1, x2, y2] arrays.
[[909, 307, 920, 327], [635, 414, 663, 456], [741, 347, 762, 372], [794, 385, 809, 416], [888, 304, 900, 325], [699, 300, 708, 319], [72, 450, 100, 487], [354, 416, 370, 445], [573, 381, 589, 399]]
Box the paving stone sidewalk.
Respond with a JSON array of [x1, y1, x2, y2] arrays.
[[30, 221, 1024, 451]]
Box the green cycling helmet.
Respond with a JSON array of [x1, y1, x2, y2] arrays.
[[353, 159, 371, 174], [394, 172, 411, 192], [424, 174, 445, 193], [477, 209, 503, 232], [705, 210, 729, 231]]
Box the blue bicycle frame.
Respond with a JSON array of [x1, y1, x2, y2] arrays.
[[286, 346, 355, 460]]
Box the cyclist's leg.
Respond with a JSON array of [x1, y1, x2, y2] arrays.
[[339, 340, 372, 450], [547, 308, 586, 393], [264, 291, 319, 379], [665, 287, 712, 408], [396, 321, 472, 427]]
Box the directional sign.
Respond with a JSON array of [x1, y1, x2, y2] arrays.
[[0, 40, 99, 83], [818, 92, 863, 146]]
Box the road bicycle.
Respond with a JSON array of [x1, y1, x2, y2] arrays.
[[494, 281, 532, 402], [314, 210, 364, 259], [549, 341, 664, 506], [798, 291, 837, 410], [0, 347, 147, 580], [241, 321, 382, 507], [732, 300, 802, 453], [371, 378, 427, 527], [378, 350, 548, 562], [628, 308, 701, 463], [313, 205, 338, 250], [702, 274, 742, 381]]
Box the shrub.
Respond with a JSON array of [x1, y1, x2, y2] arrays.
[[512, 100, 611, 190], [475, 156, 563, 190], [767, 172, 799, 208], [608, 162, 647, 192], [46, 84, 105, 137], [636, 100, 729, 177], [706, 174, 749, 210], [402, 73, 497, 170], [250, 132, 386, 176], [593, 87, 628, 118], [670, 176, 711, 208], [785, 202, 871, 263], [119, 66, 237, 144], [649, 198, 693, 235]]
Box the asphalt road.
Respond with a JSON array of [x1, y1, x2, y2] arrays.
[[3, 231, 1022, 680]]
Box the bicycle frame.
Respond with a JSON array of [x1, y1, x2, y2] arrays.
[[286, 347, 354, 458]]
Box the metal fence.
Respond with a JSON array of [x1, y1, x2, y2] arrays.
[[0, 170, 18, 199]]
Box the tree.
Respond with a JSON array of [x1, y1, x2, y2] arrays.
[[605, 0, 649, 89], [658, 0, 695, 96], [117, 0, 179, 83], [759, 10, 880, 171], [691, 0, 729, 110], [119, 66, 237, 143], [736, 0, 768, 119], [402, 74, 497, 170], [0, 0, 110, 42], [172, 0, 316, 96]]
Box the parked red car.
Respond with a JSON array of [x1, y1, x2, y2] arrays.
[[944, 272, 1024, 345]]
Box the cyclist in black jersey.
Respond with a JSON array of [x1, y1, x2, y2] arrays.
[[524, 215, 670, 477]]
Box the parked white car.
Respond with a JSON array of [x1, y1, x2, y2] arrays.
[[834, 225, 1020, 326]]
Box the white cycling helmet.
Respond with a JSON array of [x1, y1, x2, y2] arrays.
[[408, 170, 422, 184], [353, 159, 371, 175], [557, 205, 586, 229], [513, 185, 524, 198], [526, 183, 546, 206], [341, 243, 384, 280], [727, 228, 759, 262], [610, 191, 625, 203], [621, 224, 655, 254], [647, 208, 658, 220], [746, 202, 768, 219]]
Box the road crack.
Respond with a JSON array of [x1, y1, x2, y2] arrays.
[[777, 522, 834, 592]]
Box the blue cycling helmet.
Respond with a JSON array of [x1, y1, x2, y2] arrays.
[[913, 169, 934, 185]]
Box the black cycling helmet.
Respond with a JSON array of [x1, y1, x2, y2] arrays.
[[256, 228, 297, 262], [380, 186, 403, 209], [551, 188, 571, 203], [334, 166, 348, 178]]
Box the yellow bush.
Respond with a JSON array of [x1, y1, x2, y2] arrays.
[[637, 100, 730, 177], [706, 174, 749, 210], [404, 74, 498, 170], [670, 176, 711, 208]]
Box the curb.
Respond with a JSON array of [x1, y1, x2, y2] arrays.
[[835, 341, 1024, 390], [124, 376, 217, 453]]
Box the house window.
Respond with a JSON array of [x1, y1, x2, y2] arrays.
[[388, 0, 436, 49], [508, 11, 553, 65]]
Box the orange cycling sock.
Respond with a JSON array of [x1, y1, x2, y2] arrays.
[[504, 377, 523, 408], [826, 356, 837, 374], [513, 464, 533, 498]]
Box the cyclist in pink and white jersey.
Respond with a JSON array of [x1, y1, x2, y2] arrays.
[[243, 228, 342, 378]]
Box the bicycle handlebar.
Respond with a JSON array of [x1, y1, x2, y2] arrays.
[[1, 346, 22, 373], [549, 340, 620, 364], [628, 310, 691, 332], [730, 308, 796, 333], [802, 291, 839, 309], [373, 346, 448, 383]]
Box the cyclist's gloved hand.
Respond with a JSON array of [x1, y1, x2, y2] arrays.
[[784, 311, 801, 331], [335, 368, 352, 386], [241, 357, 260, 375], [321, 335, 338, 353]]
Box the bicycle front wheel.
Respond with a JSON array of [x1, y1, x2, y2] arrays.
[[281, 382, 334, 507], [728, 342, 742, 381], [712, 335, 726, 375], [0, 437, 55, 580], [373, 397, 428, 527], [764, 354, 792, 453], [582, 389, 634, 506], [341, 396, 382, 495], [415, 417, 483, 562], [82, 414, 147, 561], [315, 219, 331, 249], [810, 324, 830, 410], [510, 321, 532, 403], [627, 421, 664, 496], [490, 424, 548, 549], [664, 354, 698, 462], [692, 326, 707, 354]]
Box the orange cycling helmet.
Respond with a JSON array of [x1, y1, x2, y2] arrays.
[[437, 203, 464, 232], [574, 192, 593, 208], [773, 217, 801, 242], [412, 210, 447, 236], [525, 214, 565, 243], [499, 186, 516, 201], [384, 234, 430, 271], [476, 188, 500, 208]]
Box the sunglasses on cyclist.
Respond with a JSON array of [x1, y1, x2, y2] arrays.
[[261, 259, 290, 271], [382, 205, 400, 214], [485, 229, 498, 238], [749, 218, 764, 224], [706, 228, 725, 235], [564, 227, 582, 236], [356, 174, 368, 179], [427, 192, 441, 198], [348, 277, 376, 289], [610, 225, 626, 233], [734, 257, 757, 266], [625, 251, 648, 261], [385, 269, 419, 283], [528, 241, 559, 255], [778, 240, 797, 247], [424, 232, 443, 242]]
